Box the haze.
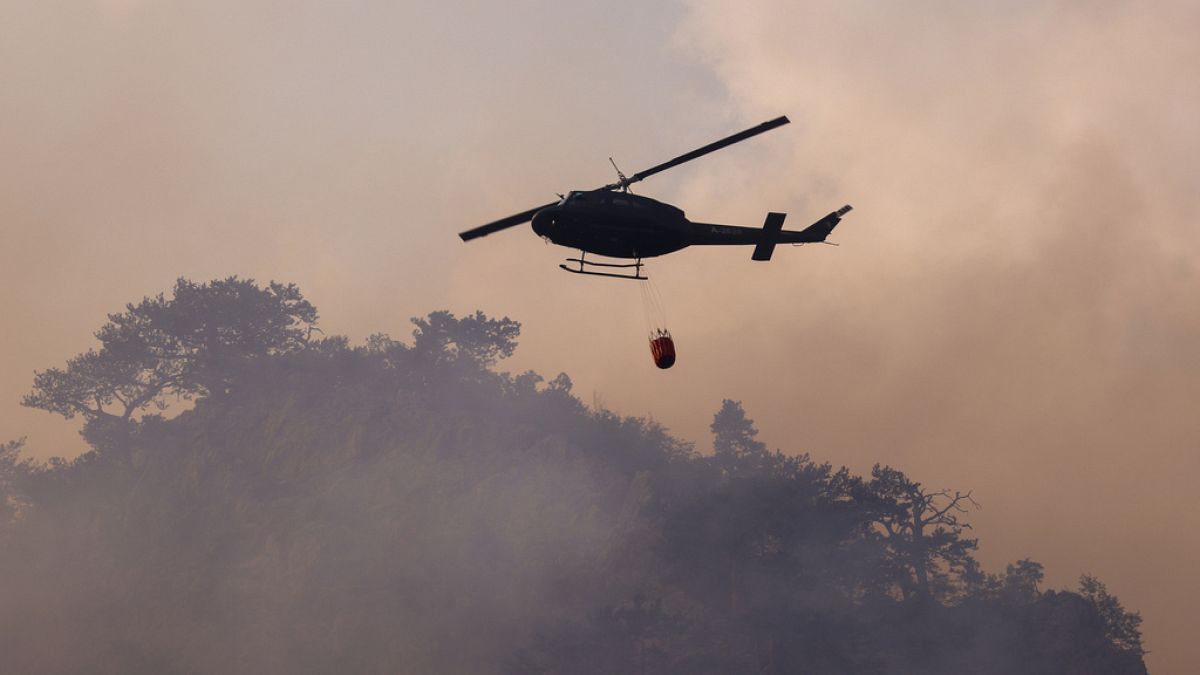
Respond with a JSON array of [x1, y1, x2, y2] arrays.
[[2, 2, 1196, 671]]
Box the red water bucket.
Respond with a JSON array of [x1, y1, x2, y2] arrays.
[[650, 335, 676, 369]]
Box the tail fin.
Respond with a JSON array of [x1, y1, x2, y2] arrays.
[[797, 204, 853, 243], [751, 212, 787, 261]]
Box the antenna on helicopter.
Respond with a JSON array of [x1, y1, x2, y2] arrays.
[[608, 157, 630, 192]]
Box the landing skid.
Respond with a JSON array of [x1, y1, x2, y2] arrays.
[[559, 252, 647, 280]]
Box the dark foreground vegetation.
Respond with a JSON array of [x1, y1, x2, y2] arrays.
[[2, 278, 1146, 674]]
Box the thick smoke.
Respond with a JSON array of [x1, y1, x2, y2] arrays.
[[1, 1, 1190, 669], [662, 4, 1200, 671]]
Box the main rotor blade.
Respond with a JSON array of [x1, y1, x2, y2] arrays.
[[459, 201, 558, 241], [609, 116, 790, 190]]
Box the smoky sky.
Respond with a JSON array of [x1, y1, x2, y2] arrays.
[[2, 1, 1197, 671]]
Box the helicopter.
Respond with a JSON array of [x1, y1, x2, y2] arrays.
[[458, 116, 852, 280]]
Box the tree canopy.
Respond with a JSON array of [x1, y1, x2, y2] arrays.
[[22, 277, 316, 432], [2, 278, 1146, 674]]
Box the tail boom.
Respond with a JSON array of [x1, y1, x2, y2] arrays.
[[684, 204, 853, 260]]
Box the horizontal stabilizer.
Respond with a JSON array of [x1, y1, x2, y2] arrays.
[[751, 212, 787, 261]]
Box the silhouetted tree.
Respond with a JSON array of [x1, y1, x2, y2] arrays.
[[1001, 558, 1045, 604], [411, 310, 520, 368], [660, 402, 861, 623], [1079, 574, 1145, 656], [861, 465, 979, 601], [22, 277, 316, 431], [0, 439, 26, 525], [960, 556, 1047, 605], [710, 399, 770, 476]]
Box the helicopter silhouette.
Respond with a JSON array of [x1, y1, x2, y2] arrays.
[[459, 116, 852, 280]]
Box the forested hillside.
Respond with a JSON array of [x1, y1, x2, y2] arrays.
[[1, 279, 1146, 674]]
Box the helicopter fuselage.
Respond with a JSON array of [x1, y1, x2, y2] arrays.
[[530, 189, 841, 261], [531, 190, 691, 258]]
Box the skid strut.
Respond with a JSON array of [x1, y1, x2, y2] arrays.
[[558, 251, 647, 280]]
